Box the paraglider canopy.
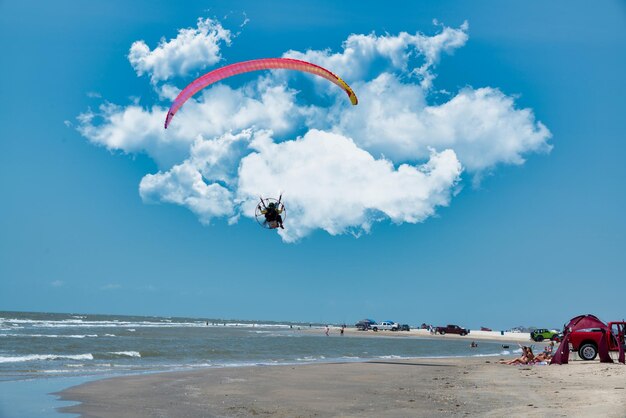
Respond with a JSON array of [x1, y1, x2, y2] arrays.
[[164, 58, 358, 129]]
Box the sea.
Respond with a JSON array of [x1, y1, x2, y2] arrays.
[[0, 311, 519, 417]]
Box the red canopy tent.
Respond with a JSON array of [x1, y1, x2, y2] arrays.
[[551, 314, 625, 365]]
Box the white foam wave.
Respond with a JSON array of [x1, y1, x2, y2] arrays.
[[0, 333, 98, 338], [0, 353, 94, 363], [42, 369, 75, 373], [470, 353, 508, 357], [0, 318, 207, 329], [377, 355, 412, 360], [109, 351, 141, 358], [0, 317, 296, 330], [296, 355, 327, 362]]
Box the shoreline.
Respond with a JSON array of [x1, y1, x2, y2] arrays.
[[57, 356, 626, 417]]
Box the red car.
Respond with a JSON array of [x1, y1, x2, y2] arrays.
[[560, 315, 626, 361], [569, 321, 626, 360]]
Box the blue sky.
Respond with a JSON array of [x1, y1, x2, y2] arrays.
[[1, 0, 625, 329]]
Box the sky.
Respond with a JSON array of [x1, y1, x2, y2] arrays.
[[1, 0, 625, 329]]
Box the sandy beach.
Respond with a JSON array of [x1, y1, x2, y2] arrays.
[[306, 327, 535, 342], [58, 356, 626, 417]]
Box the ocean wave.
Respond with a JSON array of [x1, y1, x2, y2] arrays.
[[41, 369, 77, 373], [0, 317, 296, 330], [0, 333, 98, 338], [470, 352, 509, 357], [377, 355, 413, 360], [0, 318, 207, 329], [296, 355, 327, 362], [0, 353, 94, 363], [108, 351, 141, 358]]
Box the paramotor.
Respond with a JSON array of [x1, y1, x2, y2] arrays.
[[255, 196, 286, 230]]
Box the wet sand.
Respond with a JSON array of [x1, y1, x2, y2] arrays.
[[58, 357, 626, 417]]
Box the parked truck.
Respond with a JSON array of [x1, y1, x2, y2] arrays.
[[372, 321, 399, 332], [568, 321, 626, 360], [434, 324, 469, 336]]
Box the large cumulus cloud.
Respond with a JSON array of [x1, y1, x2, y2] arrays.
[[237, 130, 462, 242], [77, 18, 552, 242]]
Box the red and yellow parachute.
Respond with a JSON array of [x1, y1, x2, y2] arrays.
[[164, 58, 358, 129]]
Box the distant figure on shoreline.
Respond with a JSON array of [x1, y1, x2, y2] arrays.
[[340, 325, 345, 336], [470, 341, 478, 348], [325, 325, 330, 336]]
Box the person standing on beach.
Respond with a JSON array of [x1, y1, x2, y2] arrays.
[[325, 325, 330, 336]]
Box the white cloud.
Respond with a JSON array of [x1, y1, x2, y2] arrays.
[[140, 162, 234, 225], [137, 130, 250, 226], [330, 75, 552, 172], [187, 130, 255, 185], [78, 103, 179, 166], [129, 17, 231, 83], [138, 129, 462, 240], [77, 18, 552, 242], [237, 130, 462, 242], [77, 82, 309, 168], [283, 21, 469, 89]]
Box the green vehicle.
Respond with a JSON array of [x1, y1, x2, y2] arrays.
[[530, 329, 559, 342]]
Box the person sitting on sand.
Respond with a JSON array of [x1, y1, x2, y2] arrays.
[[531, 343, 555, 363], [524, 341, 555, 363], [532, 351, 552, 363], [499, 345, 534, 365]]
